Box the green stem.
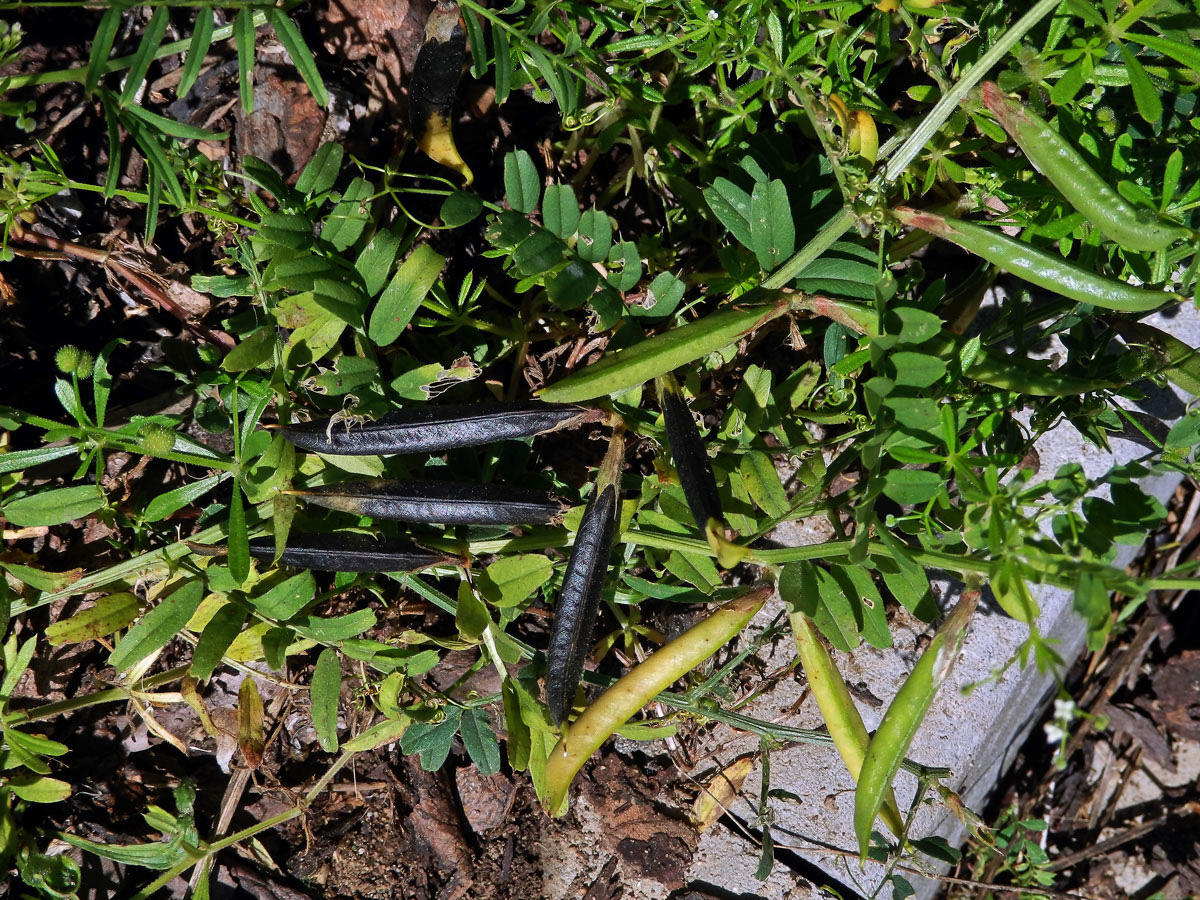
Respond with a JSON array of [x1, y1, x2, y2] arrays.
[[126, 747, 357, 900], [8, 508, 264, 619], [880, 0, 1063, 183], [762, 207, 856, 289], [6, 666, 189, 726], [761, 0, 1064, 290]]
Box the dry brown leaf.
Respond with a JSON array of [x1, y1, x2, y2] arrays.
[[690, 755, 754, 832]]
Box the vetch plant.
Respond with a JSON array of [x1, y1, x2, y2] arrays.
[[4, 0, 1200, 893]]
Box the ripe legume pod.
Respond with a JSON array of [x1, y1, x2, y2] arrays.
[[854, 591, 978, 857], [272, 401, 594, 456], [545, 431, 626, 725], [290, 479, 564, 525], [790, 611, 905, 838], [893, 207, 1186, 313], [656, 376, 723, 533], [411, 0, 473, 184], [981, 83, 1191, 253], [247, 533, 446, 573], [544, 585, 769, 816]]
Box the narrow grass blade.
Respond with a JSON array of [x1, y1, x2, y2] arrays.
[[122, 102, 225, 141], [118, 6, 169, 108], [102, 98, 122, 198], [292, 479, 564, 525], [273, 401, 595, 456], [247, 533, 447, 573], [86, 2, 126, 95], [234, 8, 256, 113], [177, 8, 214, 99], [267, 9, 328, 107]]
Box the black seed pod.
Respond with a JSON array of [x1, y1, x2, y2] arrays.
[[411, 0, 472, 183], [657, 376, 723, 536], [247, 533, 446, 573], [545, 483, 618, 725], [272, 401, 594, 457], [291, 479, 564, 525]]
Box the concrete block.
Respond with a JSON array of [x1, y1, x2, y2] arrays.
[[681, 304, 1200, 898]]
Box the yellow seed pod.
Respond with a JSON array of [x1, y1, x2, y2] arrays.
[[849, 110, 879, 164], [827, 93, 851, 133]]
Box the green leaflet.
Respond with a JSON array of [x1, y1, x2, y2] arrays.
[[110, 580, 207, 672], [311, 648, 341, 752]]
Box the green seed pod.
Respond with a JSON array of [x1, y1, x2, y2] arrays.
[[55, 345, 82, 375], [893, 207, 1186, 312], [139, 424, 176, 456], [290, 479, 565, 526], [854, 591, 978, 857], [544, 584, 769, 815], [790, 611, 905, 838], [538, 303, 789, 404], [981, 82, 1192, 253]]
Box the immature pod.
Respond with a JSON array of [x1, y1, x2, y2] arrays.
[[545, 430, 625, 725], [544, 585, 769, 816], [790, 612, 904, 838], [538, 303, 789, 404], [272, 401, 595, 456], [655, 375, 745, 567], [289, 479, 564, 525], [854, 591, 979, 857], [247, 533, 447, 573], [411, 0, 473, 185], [893, 207, 1187, 313], [981, 83, 1191, 253]]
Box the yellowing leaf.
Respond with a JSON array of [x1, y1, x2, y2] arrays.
[[691, 756, 754, 831]]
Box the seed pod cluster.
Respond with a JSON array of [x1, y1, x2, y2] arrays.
[[250, 400, 598, 573]]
